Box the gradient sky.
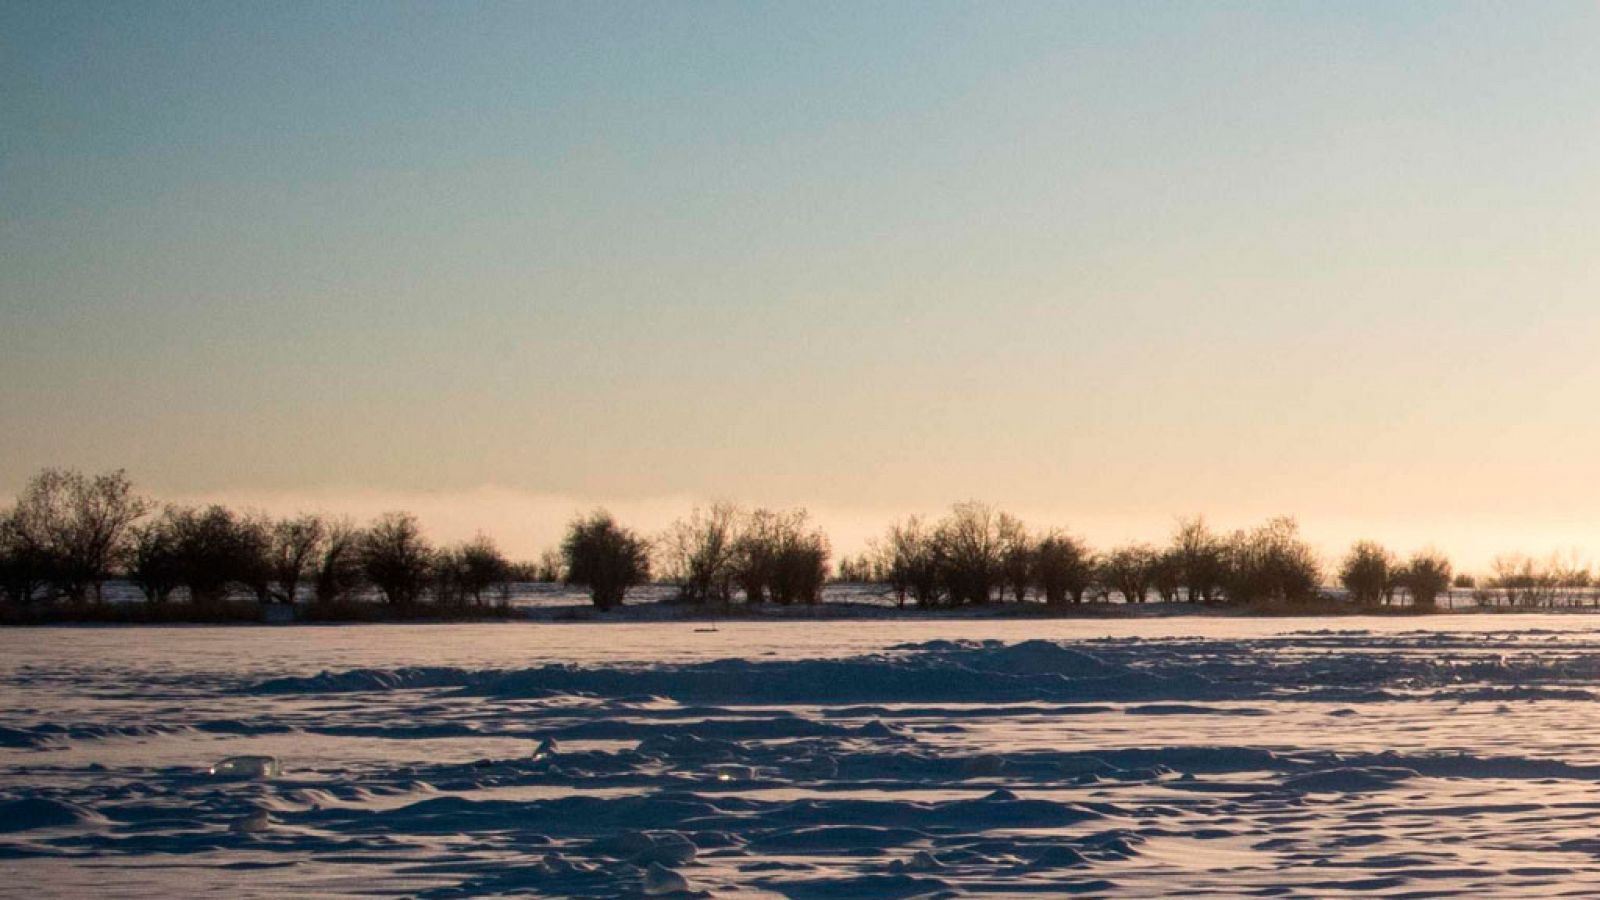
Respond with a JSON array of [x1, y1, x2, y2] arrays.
[[4, 2, 1600, 568]]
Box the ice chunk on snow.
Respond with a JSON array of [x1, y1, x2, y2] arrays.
[[642, 862, 690, 896], [888, 850, 944, 873], [209, 755, 282, 779]]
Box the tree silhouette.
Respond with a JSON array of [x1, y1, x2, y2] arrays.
[[269, 514, 327, 604], [660, 503, 741, 605], [1219, 517, 1322, 604], [1033, 531, 1094, 605], [883, 516, 939, 608], [562, 510, 650, 610], [0, 509, 49, 606], [1171, 517, 1225, 604], [999, 519, 1034, 603], [127, 514, 181, 604], [1398, 549, 1452, 611], [438, 533, 510, 606], [158, 505, 267, 605], [1100, 543, 1158, 604], [8, 468, 149, 603], [728, 508, 829, 605], [766, 510, 830, 606], [361, 512, 433, 607], [933, 501, 1012, 606], [1339, 541, 1395, 607], [314, 518, 365, 605], [1151, 549, 1183, 603]]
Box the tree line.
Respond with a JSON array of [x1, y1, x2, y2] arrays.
[[0, 469, 519, 612], [1, 467, 1593, 615]]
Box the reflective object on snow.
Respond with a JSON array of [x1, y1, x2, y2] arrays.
[[208, 755, 282, 779]]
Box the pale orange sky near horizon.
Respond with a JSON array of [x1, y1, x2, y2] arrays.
[[128, 485, 1598, 577], [5, 3, 1600, 573]]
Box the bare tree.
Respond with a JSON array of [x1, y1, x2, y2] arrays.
[[234, 512, 275, 603], [732, 509, 780, 604], [8, 468, 150, 602], [361, 512, 433, 606], [842, 550, 887, 583], [766, 509, 830, 606], [1099, 543, 1158, 604], [659, 503, 741, 605], [998, 516, 1033, 603], [562, 510, 650, 610], [268, 514, 327, 604], [1397, 549, 1452, 611], [1218, 517, 1322, 605], [933, 501, 1010, 606], [1547, 549, 1592, 606], [0, 509, 49, 606], [1171, 516, 1225, 605], [883, 516, 939, 608], [1489, 554, 1557, 607], [445, 533, 511, 606], [834, 552, 871, 583], [1150, 548, 1183, 603], [730, 508, 830, 605], [1033, 530, 1094, 605], [1339, 540, 1395, 607], [159, 505, 269, 605], [535, 548, 564, 583], [127, 514, 181, 604], [314, 518, 365, 605]]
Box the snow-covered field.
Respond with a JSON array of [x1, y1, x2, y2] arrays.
[[8, 617, 1600, 897]]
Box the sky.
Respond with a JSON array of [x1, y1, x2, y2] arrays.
[[4, 1, 1600, 570]]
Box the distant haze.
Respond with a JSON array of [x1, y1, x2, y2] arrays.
[[5, 2, 1600, 573]]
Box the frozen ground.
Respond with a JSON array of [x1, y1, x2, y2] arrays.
[[8, 618, 1600, 897]]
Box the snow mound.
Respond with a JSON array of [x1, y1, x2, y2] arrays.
[[1281, 766, 1420, 793], [209, 755, 282, 779], [243, 639, 1166, 705], [967, 639, 1122, 676], [0, 797, 109, 832]]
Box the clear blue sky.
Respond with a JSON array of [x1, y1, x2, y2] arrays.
[[4, 2, 1600, 565]]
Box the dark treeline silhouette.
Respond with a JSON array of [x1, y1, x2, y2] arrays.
[[4, 467, 1599, 621], [830, 504, 1323, 609], [1337, 542, 1453, 611], [0, 469, 516, 621], [658, 504, 829, 608]]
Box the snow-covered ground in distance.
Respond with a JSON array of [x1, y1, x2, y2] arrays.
[[7, 617, 1600, 896]]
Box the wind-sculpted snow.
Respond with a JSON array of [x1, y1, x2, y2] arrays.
[[14, 622, 1600, 895], [243, 633, 1600, 706], [246, 640, 1169, 704]]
